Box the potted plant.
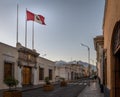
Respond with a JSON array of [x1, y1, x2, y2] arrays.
[[60, 78, 67, 87], [3, 76, 22, 97], [43, 77, 54, 91]]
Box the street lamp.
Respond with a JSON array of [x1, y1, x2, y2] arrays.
[[81, 43, 90, 85]]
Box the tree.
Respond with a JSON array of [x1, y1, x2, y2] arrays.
[[4, 77, 19, 91]]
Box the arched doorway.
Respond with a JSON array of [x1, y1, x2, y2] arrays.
[[111, 21, 120, 97]]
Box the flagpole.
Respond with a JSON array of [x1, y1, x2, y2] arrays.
[[16, 4, 19, 44], [32, 21, 34, 49], [25, 8, 27, 47]]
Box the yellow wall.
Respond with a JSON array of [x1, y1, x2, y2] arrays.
[[103, 0, 120, 92]]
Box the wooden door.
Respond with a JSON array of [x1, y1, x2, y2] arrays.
[[22, 67, 31, 85], [115, 55, 120, 97]]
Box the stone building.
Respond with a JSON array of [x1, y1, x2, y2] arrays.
[[55, 63, 71, 81], [55, 61, 86, 81], [94, 35, 104, 92], [102, 0, 120, 97], [37, 57, 55, 84], [0, 42, 55, 89]]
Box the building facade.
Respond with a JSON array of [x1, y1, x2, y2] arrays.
[[55, 61, 86, 81], [55, 65, 71, 81], [0, 42, 55, 89], [37, 57, 55, 84], [94, 35, 104, 92], [103, 0, 120, 97]]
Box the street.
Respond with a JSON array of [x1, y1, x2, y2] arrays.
[[0, 79, 104, 97], [22, 79, 88, 97]]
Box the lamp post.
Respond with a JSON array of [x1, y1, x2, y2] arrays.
[[81, 43, 90, 85]]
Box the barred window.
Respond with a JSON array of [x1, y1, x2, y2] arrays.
[[4, 62, 14, 79], [39, 67, 44, 80], [49, 69, 52, 80]]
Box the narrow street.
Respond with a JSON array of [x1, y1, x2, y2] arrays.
[[22, 79, 88, 97], [0, 79, 104, 97]]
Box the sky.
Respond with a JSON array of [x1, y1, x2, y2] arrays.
[[0, 0, 105, 65]]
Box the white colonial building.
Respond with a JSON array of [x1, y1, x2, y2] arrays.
[[0, 42, 55, 89], [55, 61, 86, 81]]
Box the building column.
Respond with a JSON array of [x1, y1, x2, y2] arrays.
[[33, 68, 38, 85], [18, 66, 22, 87]]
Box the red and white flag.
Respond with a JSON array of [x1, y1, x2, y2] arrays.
[[26, 10, 45, 25]]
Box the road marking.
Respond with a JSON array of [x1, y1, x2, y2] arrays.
[[79, 83, 83, 85]]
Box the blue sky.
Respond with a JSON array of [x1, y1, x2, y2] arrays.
[[0, 0, 105, 65]]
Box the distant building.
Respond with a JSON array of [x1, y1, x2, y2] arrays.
[[0, 42, 55, 89], [55, 62, 71, 81], [83, 66, 89, 77], [55, 60, 87, 81], [94, 35, 104, 92]]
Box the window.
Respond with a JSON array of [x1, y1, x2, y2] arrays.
[[4, 62, 14, 79], [39, 67, 44, 80], [49, 69, 52, 80]]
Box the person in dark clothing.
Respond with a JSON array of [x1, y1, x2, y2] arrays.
[[94, 75, 97, 80]]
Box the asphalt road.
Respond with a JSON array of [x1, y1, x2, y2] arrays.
[[22, 79, 88, 97]]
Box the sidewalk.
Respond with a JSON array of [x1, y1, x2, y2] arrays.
[[77, 80, 104, 97]]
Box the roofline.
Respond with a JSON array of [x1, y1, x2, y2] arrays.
[[38, 56, 55, 63], [94, 35, 104, 50], [0, 42, 16, 50]]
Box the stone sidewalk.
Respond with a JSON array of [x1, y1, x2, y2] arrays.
[[77, 80, 104, 97]]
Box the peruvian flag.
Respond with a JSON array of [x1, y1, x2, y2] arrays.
[[26, 10, 45, 25]]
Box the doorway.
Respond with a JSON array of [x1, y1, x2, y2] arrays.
[[22, 66, 32, 85], [114, 53, 120, 97], [112, 21, 120, 97]]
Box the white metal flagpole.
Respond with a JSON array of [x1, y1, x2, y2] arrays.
[[32, 21, 34, 49], [16, 4, 19, 44], [25, 8, 27, 47]]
